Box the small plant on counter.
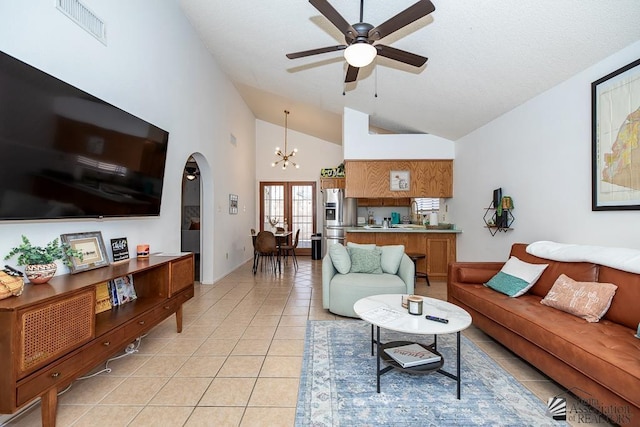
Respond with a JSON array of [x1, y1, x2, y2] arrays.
[[4, 235, 82, 266], [4, 235, 83, 284]]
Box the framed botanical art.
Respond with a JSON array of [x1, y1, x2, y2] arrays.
[[390, 170, 410, 191], [61, 231, 110, 273], [592, 57, 640, 210]]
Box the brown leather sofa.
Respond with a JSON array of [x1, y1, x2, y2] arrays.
[[448, 243, 640, 424]]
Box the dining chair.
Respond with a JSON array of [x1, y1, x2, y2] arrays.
[[280, 229, 300, 271], [253, 231, 278, 275], [251, 229, 257, 272]]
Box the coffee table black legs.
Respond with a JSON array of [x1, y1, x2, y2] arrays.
[[370, 325, 462, 399], [436, 331, 461, 399]]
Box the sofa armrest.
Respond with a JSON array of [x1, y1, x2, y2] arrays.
[[448, 262, 504, 285], [397, 254, 415, 295], [322, 254, 337, 309]]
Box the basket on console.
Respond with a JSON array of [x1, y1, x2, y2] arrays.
[[0, 271, 24, 299]]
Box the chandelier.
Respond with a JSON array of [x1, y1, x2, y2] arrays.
[[271, 110, 299, 170]]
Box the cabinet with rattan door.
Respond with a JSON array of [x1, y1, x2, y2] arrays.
[[0, 253, 194, 427]]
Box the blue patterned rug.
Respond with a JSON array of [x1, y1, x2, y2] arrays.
[[295, 320, 566, 427]]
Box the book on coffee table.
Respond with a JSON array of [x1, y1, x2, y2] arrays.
[[384, 343, 442, 368]]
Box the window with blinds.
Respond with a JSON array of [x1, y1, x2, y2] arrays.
[[414, 198, 440, 212]]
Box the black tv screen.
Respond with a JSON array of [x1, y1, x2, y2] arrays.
[[0, 50, 169, 220]]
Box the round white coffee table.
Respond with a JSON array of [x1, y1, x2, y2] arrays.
[[353, 294, 472, 397]]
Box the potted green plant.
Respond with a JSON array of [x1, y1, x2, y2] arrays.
[[4, 235, 83, 284]]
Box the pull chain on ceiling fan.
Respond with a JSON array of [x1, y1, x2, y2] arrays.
[[286, 0, 435, 83]]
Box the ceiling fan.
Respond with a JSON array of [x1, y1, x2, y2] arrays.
[[286, 0, 435, 83]]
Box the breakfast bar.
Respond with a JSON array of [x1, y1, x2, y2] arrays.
[[345, 226, 461, 281]]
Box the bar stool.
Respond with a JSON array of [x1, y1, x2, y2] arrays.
[[406, 252, 431, 286]]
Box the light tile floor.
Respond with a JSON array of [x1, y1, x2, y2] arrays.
[[7, 257, 613, 426]]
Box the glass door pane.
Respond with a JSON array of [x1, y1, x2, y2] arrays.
[[260, 181, 316, 256], [262, 184, 284, 231], [291, 185, 313, 249]]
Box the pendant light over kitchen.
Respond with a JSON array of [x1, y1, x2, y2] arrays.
[[272, 110, 299, 170]]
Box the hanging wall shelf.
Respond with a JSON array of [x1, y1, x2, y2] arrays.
[[483, 202, 514, 236]]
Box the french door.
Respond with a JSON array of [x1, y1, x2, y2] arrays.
[[260, 181, 316, 255]]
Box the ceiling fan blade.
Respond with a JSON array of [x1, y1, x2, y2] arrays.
[[345, 65, 359, 83], [286, 45, 346, 59], [376, 45, 427, 67], [309, 0, 356, 38], [368, 0, 435, 41]]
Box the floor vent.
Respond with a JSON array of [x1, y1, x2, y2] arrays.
[[56, 0, 106, 45]]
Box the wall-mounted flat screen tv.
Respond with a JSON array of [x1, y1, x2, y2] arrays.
[[0, 50, 169, 220]]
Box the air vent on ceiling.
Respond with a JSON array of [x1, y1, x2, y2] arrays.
[[56, 0, 106, 45]]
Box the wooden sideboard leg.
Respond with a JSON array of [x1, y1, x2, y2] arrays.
[[175, 305, 183, 333], [41, 387, 58, 427]]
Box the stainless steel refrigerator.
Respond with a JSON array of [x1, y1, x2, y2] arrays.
[[322, 188, 357, 255]]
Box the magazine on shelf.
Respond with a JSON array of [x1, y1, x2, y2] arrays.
[[112, 274, 137, 305], [95, 281, 112, 314], [383, 343, 442, 368], [108, 280, 119, 307]]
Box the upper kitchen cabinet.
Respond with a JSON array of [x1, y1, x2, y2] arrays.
[[344, 160, 453, 198], [320, 177, 345, 190]]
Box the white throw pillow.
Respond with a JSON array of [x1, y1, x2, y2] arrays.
[[380, 245, 405, 275], [485, 256, 548, 297], [329, 243, 351, 274]]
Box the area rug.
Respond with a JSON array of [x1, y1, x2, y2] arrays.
[[295, 320, 565, 427]]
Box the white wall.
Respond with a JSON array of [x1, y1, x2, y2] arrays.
[[343, 107, 455, 159], [452, 40, 640, 262], [255, 119, 344, 233], [0, 0, 256, 283]]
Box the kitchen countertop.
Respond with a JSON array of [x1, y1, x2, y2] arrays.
[[346, 225, 462, 234]]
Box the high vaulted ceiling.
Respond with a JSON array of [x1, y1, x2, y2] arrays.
[[179, 0, 640, 144]]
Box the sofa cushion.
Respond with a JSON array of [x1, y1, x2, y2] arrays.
[[485, 256, 548, 297], [458, 267, 498, 284], [329, 243, 351, 274], [599, 266, 640, 329], [348, 247, 382, 274], [540, 274, 617, 322], [509, 243, 598, 297], [380, 245, 405, 275]]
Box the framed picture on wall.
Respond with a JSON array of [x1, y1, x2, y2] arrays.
[[229, 194, 238, 214], [390, 170, 410, 191], [592, 57, 640, 210]]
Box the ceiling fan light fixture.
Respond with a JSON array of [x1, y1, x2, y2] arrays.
[[344, 42, 377, 68]]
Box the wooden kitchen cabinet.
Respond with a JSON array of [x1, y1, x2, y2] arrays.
[[344, 232, 456, 280], [320, 177, 345, 190], [0, 254, 194, 426], [345, 160, 453, 198], [357, 197, 411, 207]]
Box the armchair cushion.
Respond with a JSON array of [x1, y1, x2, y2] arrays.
[[347, 242, 376, 250], [348, 247, 383, 274], [329, 243, 351, 274], [380, 245, 405, 275]]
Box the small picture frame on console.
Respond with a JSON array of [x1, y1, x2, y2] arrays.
[[61, 231, 110, 274]]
